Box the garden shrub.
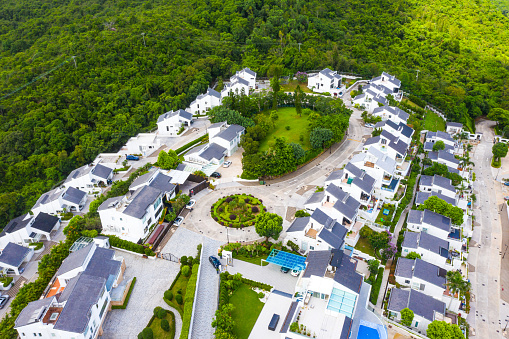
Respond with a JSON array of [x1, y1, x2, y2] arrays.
[[106, 235, 155, 256], [258, 292, 264, 298], [180, 263, 200, 339], [175, 294, 183, 305], [251, 206, 259, 213], [229, 214, 236, 220], [141, 327, 154, 339], [181, 256, 188, 266], [154, 306, 166, 319], [164, 290, 173, 301], [161, 319, 170, 332], [181, 265, 190, 277]]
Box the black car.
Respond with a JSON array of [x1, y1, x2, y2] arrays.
[[280, 266, 290, 273], [210, 172, 221, 178], [209, 256, 221, 270]]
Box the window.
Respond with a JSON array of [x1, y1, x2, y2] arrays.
[[121, 227, 125, 231], [144, 226, 148, 233], [405, 279, 410, 284], [120, 218, 123, 221], [112, 217, 115, 221], [99, 297, 108, 318], [310, 246, 315, 250]]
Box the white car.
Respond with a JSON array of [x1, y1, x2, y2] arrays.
[[291, 269, 300, 277], [173, 216, 184, 227], [223, 161, 232, 168], [365, 123, 374, 128], [186, 199, 196, 209]]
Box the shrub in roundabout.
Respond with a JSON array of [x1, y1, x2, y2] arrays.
[[211, 194, 265, 228]]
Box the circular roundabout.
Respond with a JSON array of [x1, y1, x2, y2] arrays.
[[210, 193, 266, 228]]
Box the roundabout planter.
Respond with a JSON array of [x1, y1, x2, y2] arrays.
[[0, 279, 13, 291], [211, 194, 266, 228]]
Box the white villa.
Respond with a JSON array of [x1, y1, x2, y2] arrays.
[[157, 109, 194, 136], [307, 68, 345, 96], [32, 187, 88, 216], [221, 75, 250, 98], [401, 231, 462, 270], [188, 88, 222, 115], [0, 212, 61, 249], [372, 106, 409, 124], [64, 163, 113, 194], [419, 175, 456, 200]]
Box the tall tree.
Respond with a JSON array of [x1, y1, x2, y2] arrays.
[[426, 321, 464, 339], [400, 308, 414, 327], [492, 142, 508, 162], [254, 212, 283, 241]]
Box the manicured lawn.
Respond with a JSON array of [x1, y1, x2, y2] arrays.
[[375, 204, 395, 224], [212, 194, 264, 228], [354, 237, 377, 258], [234, 254, 269, 266], [280, 80, 313, 93], [423, 111, 446, 132], [165, 274, 190, 316], [257, 107, 311, 151], [230, 283, 265, 339], [149, 311, 175, 339]]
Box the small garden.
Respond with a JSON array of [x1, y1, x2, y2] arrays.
[[355, 226, 396, 264], [138, 307, 176, 339], [211, 194, 266, 228], [375, 203, 395, 226], [219, 241, 300, 266], [423, 111, 446, 132]]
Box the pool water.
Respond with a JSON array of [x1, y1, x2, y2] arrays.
[[357, 325, 380, 339]]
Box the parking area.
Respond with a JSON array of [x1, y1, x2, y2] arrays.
[[100, 251, 181, 339], [162, 227, 206, 259], [212, 149, 244, 184], [222, 259, 298, 294]]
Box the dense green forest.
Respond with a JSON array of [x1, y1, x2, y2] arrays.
[[0, 0, 509, 228]]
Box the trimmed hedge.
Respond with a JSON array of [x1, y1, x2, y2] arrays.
[[179, 263, 200, 339], [112, 277, 137, 309], [28, 242, 44, 250], [211, 194, 265, 228], [106, 235, 155, 256], [175, 134, 209, 154], [390, 164, 420, 233], [369, 267, 385, 304]]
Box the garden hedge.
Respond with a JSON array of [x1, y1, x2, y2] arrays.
[[369, 267, 385, 304], [179, 263, 200, 339], [106, 235, 155, 256], [211, 194, 265, 228], [175, 134, 209, 154]]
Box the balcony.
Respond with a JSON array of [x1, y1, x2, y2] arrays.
[[305, 229, 318, 239], [381, 178, 399, 192], [364, 161, 375, 168], [382, 174, 392, 183]]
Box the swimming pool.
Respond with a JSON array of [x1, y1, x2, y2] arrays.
[[357, 325, 380, 338]]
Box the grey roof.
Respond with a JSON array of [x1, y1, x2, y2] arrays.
[[353, 93, 365, 101], [91, 163, 113, 179], [214, 124, 245, 142], [413, 259, 447, 288], [85, 247, 121, 282], [388, 137, 409, 156], [333, 254, 362, 293], [372, 106, 409, 121], [320, 68, 341, 80], [65, 165, 92, 183], [148, 173, 176, 193], [303, 250, 331, 278], [62, 187, 86, 205], [422, 209, 451, 231], [311, 208, 334, 227], [388, 288, 445, 322], [185, 143, 207, 155], [0, 242, 31, 268], [374, 121, 386, 129], [304, 191, 325, 205], [376, 154, 396, 174], [350, 152, 367, 164], [428, 151, 439, 161], [352, 171, 375, 194], [33, 188, 60, 209], [98, 196, 123, 211], [318, 222, 347, 249], [280, 301, 299, 334], [427, 131, 455, 143], [240, 67, 256, 76], [129, 171, 152, 189], [31, 212, 59, 233], [437, 150, 459, 165], [431, 174, 456, 192], [53, 273, 106, 333], [415, 191, 456, 206], [230, 75, 250, 86], [364, 135, 380, 146], [325, 169, 344, 182], [377, 72, 402, 87], [333, 194, 360, 221], [326, 183, 348, 201], [198, 143, 227, 161], [15, 296, 54, 328], [2, 214, 31, 236], [286, 217, 310, 233], [345, 162, 363, 178], [55, 243, 95, 277], [209, 121, 227, 129], [446, 122, 463, 128], [191, 87, 221, 105], [423, 141, 454, 153], [123, 186, 162, 219], [397, 122, 414, 138], [371, 94, 388, 105], [341, 317, 353, 339], [394, 257, 414, 279], [402, 231, 419, 249], [419, 175, 433, 187], [418, 232, 450, 256], [157, 109, 193, 123], [407, 209, 423, 225]]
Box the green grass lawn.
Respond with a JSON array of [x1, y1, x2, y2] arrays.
[[423, 111, 446, 132], [280, 80, 312, 93], [375, 204, 395, 224], [149, 311, 175, 339], [165, 274, 190, 316], [234, 254, 269, 266], [354, 237, 377, 258], [230, 283, 264, 339], [401, 98, 421, 109], [257, 107, 311, 152]]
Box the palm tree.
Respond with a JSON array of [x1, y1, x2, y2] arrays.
[[446, 271, 471, 309]]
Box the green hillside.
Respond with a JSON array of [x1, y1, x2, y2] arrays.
[[0, 0, 508, 229]]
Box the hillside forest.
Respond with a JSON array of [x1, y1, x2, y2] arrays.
[[0, 0, 509, 228]]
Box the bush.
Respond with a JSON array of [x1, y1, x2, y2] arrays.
[[161, 319, 170, 332], [369, 267, 385, 304], [28, 242, 44, 251], [106, 235, 155, 256], [257, 292, 264, 298], [164, 290, 173, 301], [181, 265, 191, 277], [154, 306, 166, 319], [285, 125, 290, 130], [286, 240, 299, 252], [180, 263, 200, 339], [141, 327, 154, 339], [175, 294, 183, 305], [181, 256, 188, 266], [229, 214, 236, 220], [251, 206, 259, 213]]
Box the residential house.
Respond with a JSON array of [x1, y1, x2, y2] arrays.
[[425, 131, 456, 148], [0, 212, 61, 249], [157, 109, 194, 136], [32, 187, 88, 216], [402, 231, 461, 270], [415, 191, 457, 207], [395, 258, 461, 312], [0, 242, 34, 275], [446, 122, 463, 135], [210, 124, 245, 156], [122, 133, 161, 157], [188, 88, 222, 115], [63, 163, 113, 194], [221, 75, 250, 98], [307, 68, 345, 96], [98, 186, 164, 243], [423, 141, 454, 154], [183, 142, 227, 166], [128, 169, 177, 200], [15, 243, 126, 339], [388, 288, 446, 333], [352, 90, 388, 113], [363, 130, 410, 164], [370, 72, 402, 98], [285, 209, 348, 254], [419, 175, 456, 200], [372, 106, 409, 124], [373, 120, 414, 144], [427, 150, 460, 169], [233, 68, 257, 89], [324, 163, 375, 207]]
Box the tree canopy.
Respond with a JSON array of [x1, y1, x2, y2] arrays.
[[418, 196, 464, 225], [426, 321, 464, 339], [493, 142, 509, 161], [254, 212, 283, 241], [400, 308, 414, 327]]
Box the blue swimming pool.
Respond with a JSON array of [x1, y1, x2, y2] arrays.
[[357, 325, 380, 339]]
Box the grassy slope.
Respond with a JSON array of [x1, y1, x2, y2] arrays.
[[423, 111, 446, 132], [166, 274, 190, 316], [257, 107, 311, 152], [230, 284, 264, 339], [280, 80, 313, 93]]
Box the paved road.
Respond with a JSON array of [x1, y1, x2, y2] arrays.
[[468, 119, 504, 338], [190, 237, 222, 339]]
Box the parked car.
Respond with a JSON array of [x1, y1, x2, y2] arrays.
[[504, 182, 509, 186], [0, 295, 10, 309], [210, 172, 221, 178], [126, 155, 139, 161], [365, 123, 374, 128], [209, 256, 221, 270], [172, 216, 184, 227], [505, 196, 509, 201], [223, 161, 232, 168], [186, 199, 196, 209], [291, 269, 300, 277], [280, 266, 290, 274]]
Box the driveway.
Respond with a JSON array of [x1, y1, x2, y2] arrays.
[[190, 237, 222, 339], [100, 252, 182, 339], [162, 227, 208, 259]]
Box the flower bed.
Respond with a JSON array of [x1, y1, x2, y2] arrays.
[[211, 194, 266, 228]]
